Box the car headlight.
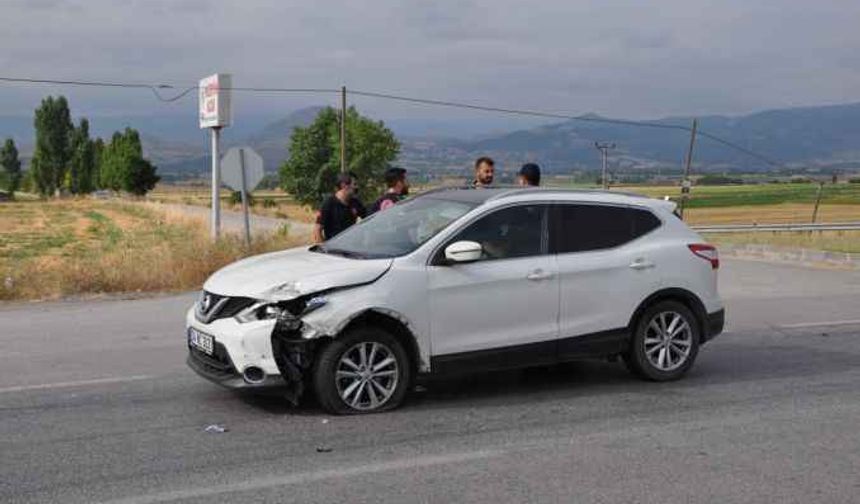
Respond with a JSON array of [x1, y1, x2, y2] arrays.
[[234, 297, 328, 324], [235, 303, 286, 323]]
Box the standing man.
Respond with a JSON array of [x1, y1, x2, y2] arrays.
[[371, 166, 409, 213], [472, 157, 495, 188], [313, 173, 367, 243], [517, 163, 541, 187]]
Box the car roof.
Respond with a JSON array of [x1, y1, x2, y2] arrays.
[[417, 186, 676, 211]]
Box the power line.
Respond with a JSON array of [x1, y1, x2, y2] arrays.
[[349, 89, 691, 132], [347, 89, 785, 167], [0, 75, 785, 167]]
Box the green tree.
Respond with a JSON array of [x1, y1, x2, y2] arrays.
[[100, 128, 159, 195], [279, 106, 400, 206], [0, 138, 23, 197], [68, 118, 99, 194], [31, 96, 74, 196], [92, 137, 105, 189]]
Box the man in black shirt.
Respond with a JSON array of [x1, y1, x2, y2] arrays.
[[370, 167, 409, 214], [313, 173, 367, 242]]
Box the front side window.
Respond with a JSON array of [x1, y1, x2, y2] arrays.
[[446, 205, 546, 261], [551, 204, 661, 253]]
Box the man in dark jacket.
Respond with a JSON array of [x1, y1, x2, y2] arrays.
[[313, 173, 367, 242], [370, 167, 409, 213], [517, 163, 541, 186]]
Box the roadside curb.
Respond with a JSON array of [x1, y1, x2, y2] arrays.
[[719, 243, 860, 270]]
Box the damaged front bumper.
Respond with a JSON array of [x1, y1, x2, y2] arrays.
[[185, 306, 323, 402]]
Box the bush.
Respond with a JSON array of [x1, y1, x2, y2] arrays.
[[228, 190, 254, 206], [262, 198, 277, 208], [696, 174, 744, 186], [849, 177, 860, 184]]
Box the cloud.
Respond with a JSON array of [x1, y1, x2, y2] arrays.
[[0, 0, 859, 120]]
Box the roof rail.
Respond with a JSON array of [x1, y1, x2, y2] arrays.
[[487, 187, 652, 202]]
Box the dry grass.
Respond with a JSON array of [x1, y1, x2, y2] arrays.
[[709, 230, 860, 254], [0, 198, 306, 301]]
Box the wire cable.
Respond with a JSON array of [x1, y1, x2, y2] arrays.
[[0, 75, 785, 167]]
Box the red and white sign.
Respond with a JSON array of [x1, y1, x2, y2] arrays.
[[198, 73, 232, 129]]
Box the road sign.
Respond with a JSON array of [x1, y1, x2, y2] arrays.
[[221, 147, 264, 192], [221, 147, 264, 247], [198, 73, 232, 129]]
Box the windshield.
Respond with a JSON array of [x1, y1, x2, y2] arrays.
[[316, 197, 477, 258]]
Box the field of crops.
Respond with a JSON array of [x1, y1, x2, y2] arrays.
[[611, 182, 860, 208]]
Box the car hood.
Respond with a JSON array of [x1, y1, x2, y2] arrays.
[[203, 246, 393, 301]]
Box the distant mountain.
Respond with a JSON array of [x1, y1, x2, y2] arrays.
[[244, 106, 323, 171], [6, 102, 860, 178], [400, 103, 860, 173]]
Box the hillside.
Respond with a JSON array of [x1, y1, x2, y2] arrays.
[[404, 103, 860, 173], [5, 102, 860, 177]]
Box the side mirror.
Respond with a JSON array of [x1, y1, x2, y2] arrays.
[[444, 240, 482, 263]]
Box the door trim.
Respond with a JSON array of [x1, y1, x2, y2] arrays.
[[428, 327, 630, 376]]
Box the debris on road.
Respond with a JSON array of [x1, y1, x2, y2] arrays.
[[204, 424, 229, 433]]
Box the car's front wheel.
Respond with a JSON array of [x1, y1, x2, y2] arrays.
[[625, 301, 700, 381], [313, 327, 412, 414]]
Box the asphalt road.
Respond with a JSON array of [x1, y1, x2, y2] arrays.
[[1, 259, 859, 503]]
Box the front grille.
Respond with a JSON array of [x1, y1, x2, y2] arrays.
[[196, 291, 256, 323]]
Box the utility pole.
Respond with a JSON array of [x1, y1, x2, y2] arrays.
[[595, 142, 615, 189], [811, 181, 824, 223], [678, 118, 698, 219], [340, 86, 347, 174]]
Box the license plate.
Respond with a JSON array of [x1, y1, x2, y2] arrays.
[[188, 328, 214, 355]]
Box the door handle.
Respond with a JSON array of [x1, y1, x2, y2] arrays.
[[629, 258, 655, 270], [526, 269, 554, 281]]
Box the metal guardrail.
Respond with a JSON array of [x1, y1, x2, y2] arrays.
[[693, 222, 860, 233]]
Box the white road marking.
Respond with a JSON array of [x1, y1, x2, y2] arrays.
[[0, 375, 154, 394], [777, 319, 860, 330], [101, 449, 505, 504]]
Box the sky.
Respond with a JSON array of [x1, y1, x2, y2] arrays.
[[1, 0, 860, 125]]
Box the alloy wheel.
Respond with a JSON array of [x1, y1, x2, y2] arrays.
[[335, 341, 400, 410], [643, 311, 694, 372]]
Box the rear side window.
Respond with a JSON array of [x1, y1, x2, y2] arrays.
[[551, 204, 661, 253]]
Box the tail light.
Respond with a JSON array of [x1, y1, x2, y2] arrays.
[[688, 244, 719, 269]]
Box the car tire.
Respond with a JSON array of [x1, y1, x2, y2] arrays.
[[313, 326, 412, 415], [624, 300, 700, 381]]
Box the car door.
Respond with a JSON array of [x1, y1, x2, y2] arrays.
[[550, 203, 663, 359], [427, 204, 559, 373]]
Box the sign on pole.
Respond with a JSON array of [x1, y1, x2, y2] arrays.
[[199, 73, 232, 240], [199, 74, 232, 129], [222, 147, 265, 246]]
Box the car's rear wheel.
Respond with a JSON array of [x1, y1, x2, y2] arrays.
[[313, 327, 412, 414], [624, 300, 700, 381]]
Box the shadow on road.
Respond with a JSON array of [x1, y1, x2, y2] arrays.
[[231, 327, 860, 416]]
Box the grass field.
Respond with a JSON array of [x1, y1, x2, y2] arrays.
[[622, 182, 860, 208], [0, 199, 305, 301], [709, 231, 860, 254], [2, 181, 858, 301]]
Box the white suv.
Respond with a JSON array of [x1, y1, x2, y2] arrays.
[[186, 188, 724, 414]]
